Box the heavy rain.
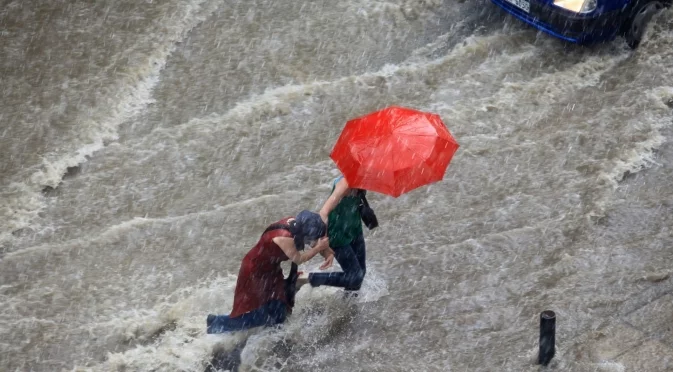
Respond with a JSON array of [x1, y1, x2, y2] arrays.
[[1, 0, 673, 371]]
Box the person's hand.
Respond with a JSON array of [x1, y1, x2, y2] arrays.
[[320, 253, 334, 270], [296, 271, 309, 290]]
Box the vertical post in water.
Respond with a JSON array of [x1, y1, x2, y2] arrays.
[[538, 310, 556, 366]]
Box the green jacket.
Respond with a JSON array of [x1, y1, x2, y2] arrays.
[[327, 176, 363, 248]]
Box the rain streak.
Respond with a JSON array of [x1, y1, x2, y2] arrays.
[[1, 1, 673, 371]]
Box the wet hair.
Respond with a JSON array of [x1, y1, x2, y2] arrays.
[[287, 220, 305, 251], [291, 210, 326, 250]]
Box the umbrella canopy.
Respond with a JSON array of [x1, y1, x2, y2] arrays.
[[330, 106, 459, 197]]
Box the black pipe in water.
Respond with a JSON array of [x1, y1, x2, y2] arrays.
[[538, 310, 556, 366]]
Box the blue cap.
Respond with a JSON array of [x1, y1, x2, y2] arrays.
[[295, 210, 326, 240]]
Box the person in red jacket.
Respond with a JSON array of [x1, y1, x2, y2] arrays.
[[207, 210, 329, 333]]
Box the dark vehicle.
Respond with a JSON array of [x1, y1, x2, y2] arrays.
[[491, 0, 669, 48]]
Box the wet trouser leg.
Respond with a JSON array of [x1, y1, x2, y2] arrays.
[[308, 233, 366, 291], [206, 300, 286, 334]]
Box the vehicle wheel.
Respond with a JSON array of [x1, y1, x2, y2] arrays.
[[625, 1, 665, 49]]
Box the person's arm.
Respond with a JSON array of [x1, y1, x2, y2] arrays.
[[274, 236, 329, 265], [319, 247, 334, 258], [319, 177, 350, 223], [318, 247, 335, 270]]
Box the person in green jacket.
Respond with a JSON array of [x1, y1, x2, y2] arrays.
[[301, 175, 366, 292]]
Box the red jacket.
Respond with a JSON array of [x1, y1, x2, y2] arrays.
[[230, 217, 293, 318]]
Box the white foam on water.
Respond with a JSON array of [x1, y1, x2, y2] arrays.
[[2, 192, 287, 260], [586, 85, 673, 219], [234, 269, 389, 371], [0, 28, 539, 254], [0, 0, 221, 249], [71, 275, 241, 372], [73, 267, 388, 372], [596, 361, 626, 372], [124, 29, 530, 146], [4, 3, 673, 371], [1, 21, 492, 251], [600, 87, 673, 185]]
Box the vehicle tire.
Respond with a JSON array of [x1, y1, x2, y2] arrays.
[[624, 1, 665, 49]]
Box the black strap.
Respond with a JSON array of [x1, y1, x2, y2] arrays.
[[356, 189, 379, 230], [263, 223, 299, 310], [358, 190, 371, 209]]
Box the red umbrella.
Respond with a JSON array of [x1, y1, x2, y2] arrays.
[[330, 106, 459, 197]]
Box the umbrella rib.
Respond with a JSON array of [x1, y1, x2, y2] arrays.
[[403, 135, 450, 179], [389, 134, 428, 194], [428, 137, 459, 179], [390, 138, 397, 194], [377, 137, 396, 192], [390, 133, 431, 169]]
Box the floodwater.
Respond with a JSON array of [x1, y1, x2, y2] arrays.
[[1, 1, 673, 371]]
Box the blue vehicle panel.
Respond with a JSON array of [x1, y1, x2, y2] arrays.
[[490, 0, 669, 47]]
